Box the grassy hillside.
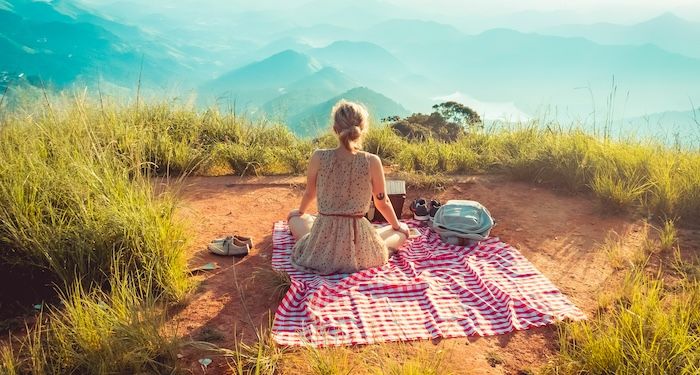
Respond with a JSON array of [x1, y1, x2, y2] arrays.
[[0, 98, 699, 373]]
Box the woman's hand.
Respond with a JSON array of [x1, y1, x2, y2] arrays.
[[287, 209, 304, 221], [392, 222, 411, 238]]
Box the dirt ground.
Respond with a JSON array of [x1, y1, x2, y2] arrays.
[[167, 174, 650, 374]]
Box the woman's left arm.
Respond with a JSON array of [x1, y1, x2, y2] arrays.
[[288, 150, 321, 220]]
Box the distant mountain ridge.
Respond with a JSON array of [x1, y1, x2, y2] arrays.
[[262, 66, 358, 120], [543, 13, 700, 59], [288, 86, 410, 137], [361, 19, 465, 46], [309, 40, 409, 81], [0, 0, 190, 89], [199, 50, 324, 106], [199, 50, 412, 136], [621, 108, 700, 141], [391, 26, 700, 116], [5, 1, 700, 141]]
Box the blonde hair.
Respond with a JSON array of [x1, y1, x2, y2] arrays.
[[331, 100, 369, 152]]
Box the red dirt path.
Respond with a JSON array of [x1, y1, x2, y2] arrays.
[[167, 174, 647, 374]]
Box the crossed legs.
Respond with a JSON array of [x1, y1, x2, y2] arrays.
[[287, 211, 408, 250], [288, 213, 315, 240]]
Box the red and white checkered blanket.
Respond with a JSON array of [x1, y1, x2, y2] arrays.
[[272, 220, 585, 347]]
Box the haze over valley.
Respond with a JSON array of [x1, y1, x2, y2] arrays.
[[2, 0, 699, 141]]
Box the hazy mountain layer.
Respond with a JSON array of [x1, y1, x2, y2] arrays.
[[288, 87, 410, 136], [5, 0, 700, 142], [0, 0, 192, 90], [262, 67, 358, 120], [543, 13, 700, 59], [199, 50, 323, 107]]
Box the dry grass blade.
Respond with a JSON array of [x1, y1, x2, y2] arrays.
[[251, 267, 292, 302]]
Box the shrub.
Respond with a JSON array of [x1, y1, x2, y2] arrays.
[[214, 143, 278, 176], [363, 126, 405, 162]]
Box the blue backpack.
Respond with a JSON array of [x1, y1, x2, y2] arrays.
[[430, 200, 495, 243]]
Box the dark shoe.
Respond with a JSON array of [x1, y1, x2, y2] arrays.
[[410, 198, 430, 221], [429, 199, 442, 221]]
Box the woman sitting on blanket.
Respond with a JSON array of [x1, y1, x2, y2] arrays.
[[287, 100, 410, 274]]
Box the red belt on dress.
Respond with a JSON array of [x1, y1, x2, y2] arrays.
[[319, 212, 365, 244]]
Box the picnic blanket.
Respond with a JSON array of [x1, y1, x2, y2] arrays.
[[271, 220, 585, 347]]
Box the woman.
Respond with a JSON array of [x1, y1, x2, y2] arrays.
[[287, 100, 410, 274]]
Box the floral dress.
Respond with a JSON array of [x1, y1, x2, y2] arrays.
[[291, 149, 388, 274]]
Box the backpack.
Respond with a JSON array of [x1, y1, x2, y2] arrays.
[[430, 200, 495, 243]]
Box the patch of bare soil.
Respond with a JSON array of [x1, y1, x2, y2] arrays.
[[167, 174, 648, 374]]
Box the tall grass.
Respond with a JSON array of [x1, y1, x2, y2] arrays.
[[2, 96, 700, 373], [0, 102, 190, 300], [5, 268, 181, 374], [388, 126, 700, 222], [548, 214, 699, 374], [0, 97, 193, 372], [299, 343, 451, 375], [0, 338, 18, 375], [9, 98, 696, 222], [193, 324, 288, 375], [548, 271, 700, 374], [303, 346, 357, 375], [657, 219, 678, 252]]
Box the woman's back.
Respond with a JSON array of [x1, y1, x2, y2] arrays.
[[291, 149, 388, 274], [316, 149, 372, 215], [287, 99, 408, 274]]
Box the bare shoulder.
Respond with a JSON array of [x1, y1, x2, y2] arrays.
[[368, 152, 382, 162], [363, 151, 382, 169], [310, 149, 326, 159], [308, 149, 325, 168]]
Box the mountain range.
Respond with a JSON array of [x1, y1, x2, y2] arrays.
[[288, 87, 410, 136], [2, 0, 699, 142], [199, 50, 323, 107], [261, 66, 358, 121], [0, 0, 197, 90], [543, 13, 700, 59], [199, 50, 409, 136]]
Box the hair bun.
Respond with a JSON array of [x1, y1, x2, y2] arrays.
[[331, 100, 369, 151], [345, 125, 361, 140]]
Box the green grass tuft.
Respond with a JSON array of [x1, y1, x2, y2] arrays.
[[657, 219, 678, 253], [251, 268, 292, 302], [304, 346, 356, 375], [223, 326, 287, 375], [7, 269, 182, 374], [548, 271, 700, 375]]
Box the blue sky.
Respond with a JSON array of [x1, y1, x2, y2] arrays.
[[79, 0, 700, 24]]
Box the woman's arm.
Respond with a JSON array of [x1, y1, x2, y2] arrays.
[[288, 150, 321, 220], [369, 154, 409, 236]]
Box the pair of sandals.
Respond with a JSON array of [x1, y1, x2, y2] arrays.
[[207, 235, 253, 256]]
